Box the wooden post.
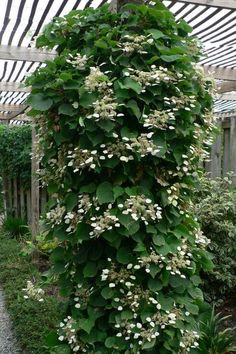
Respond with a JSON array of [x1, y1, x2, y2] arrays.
[[229, 117, 236, 185], [31, 125, 40, 241], [210, 124, 222, 178], [223, 128, 230, 176]]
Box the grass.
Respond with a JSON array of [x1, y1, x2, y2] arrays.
[[0, 232, 64, 354]]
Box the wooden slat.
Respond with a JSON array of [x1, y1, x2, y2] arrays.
[[0, 82, 30, 93], [0, 104, 27, 112], [20, 184, 25, 219], [0, 45, 56, 62], [13, 178, 18, 217], [176, 0, 236, 9], [26, 190, 31, 223], [216, 93, 236, 101]]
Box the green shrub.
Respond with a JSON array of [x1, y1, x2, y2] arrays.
[[193, 174, 236, 302], [2, 216, 28, 238], [26, 2, 214, 353]]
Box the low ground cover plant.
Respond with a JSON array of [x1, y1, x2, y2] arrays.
[[0, 232, 63, 354]]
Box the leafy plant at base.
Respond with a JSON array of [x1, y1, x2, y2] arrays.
[[193, 174, 236, 303], [198, 306, 236, 354], [2, 216, 28, 239], [26, 2, 215, 353]]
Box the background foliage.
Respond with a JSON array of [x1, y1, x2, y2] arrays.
[[0, 125, 31, 185], [193, 174, 236, 302], [26, 2, 214, 353]]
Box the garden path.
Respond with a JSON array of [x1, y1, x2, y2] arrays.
[[0, 288, 19, 353]]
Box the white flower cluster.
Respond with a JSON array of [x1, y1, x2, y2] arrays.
[[101, 259, 136, 289], [167, 183, 182, 207], [89, 210, 120, 237], [124, 65, 175, 92], [67, 147, 98, 171], [194, 229, 210, 248], [58, 316, 87, 353], [143, 109, 175, 130], [84, 66, 119, 121], [119, 34, 151, 54], [179, 329, 199, 353], [125, 133, 161, 157], [46, 194, 94, 233], [84, 66, 109, 92], [114, 296, 183, 347], [118, 195, 162, 225], [46, 204, 66, 228], [73, 283, 92, 310], [138, 251, 165, 273], [66, 53, 88, 70], [167, 239, 192, 277], [23, 280, 45, 302], [88, 95, 118, 121], [164, 94, 196, 111], [66, 133, 162, 173]]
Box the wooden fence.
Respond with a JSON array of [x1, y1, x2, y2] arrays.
[[2, 177, 47, 224], [205, 116, 236, 182]]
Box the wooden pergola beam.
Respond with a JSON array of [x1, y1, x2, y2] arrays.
[[0, 82, 30, 92], [176, 0, 236, 9], [217, 81, 236, 93], [0, 104, 27, 112], [203, 65, 236, 81], [0, 45, 56, 62]]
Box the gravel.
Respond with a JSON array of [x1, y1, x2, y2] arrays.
[[0, 288, 19, 354]]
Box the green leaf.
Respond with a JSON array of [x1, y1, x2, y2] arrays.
[[58, 103, 75, 116], [76, 223, 90, 241], [95, 39, 108, 49], [83, 261, 97, 277], [127, 100, 141, 118], [185, 302, 199, 315], [113, 186, 124, 199], [50, 344, 71, 354], [65, 193, 77, 211], [96, 182, 114, 204], [79, 90, 97, 108], [45, 331, 60, 347], [101, 286, 115, 299], [148, 278, 163, 291], [116, 247, 133, 264], [79, 317, 95, 334], [80, 183, 96, 193], [28, 93, 53, 111], [119, 78, 142, 94], [160, 54, 182, 62], [147, 29, 165, 39], [142, 339, 156, 349]]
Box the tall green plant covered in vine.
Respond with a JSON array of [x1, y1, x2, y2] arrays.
[[26, 2, 214, 353]]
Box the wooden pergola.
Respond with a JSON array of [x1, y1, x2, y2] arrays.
[[1, 0, 236, 234]]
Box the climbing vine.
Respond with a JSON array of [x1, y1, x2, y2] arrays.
[[26, 2, 215, 353]]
